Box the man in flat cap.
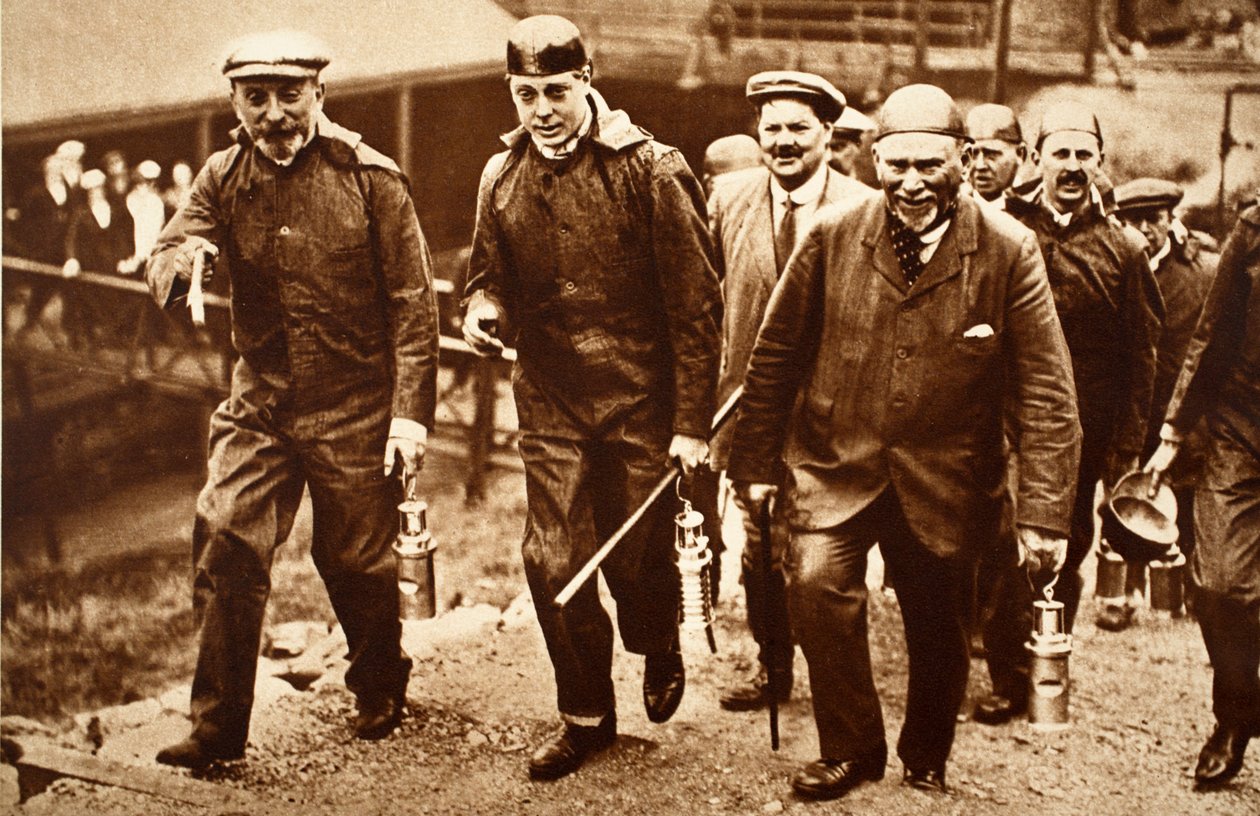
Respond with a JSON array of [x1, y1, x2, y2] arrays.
[[996, 102, 1162, 673], [828, 104, 876, 183], [727, 83, 1080, 799], [1145, 201, 1260, 790], [1093, 179, 1217, 632], [149, 30, 440, 768], [702, 133, 762, 198], [966, 103, 1028, 207], [461, 15, 720, 780], [707, 70, 871, 714]]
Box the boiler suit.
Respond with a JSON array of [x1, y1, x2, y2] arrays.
[[463, 95, 721, 721], [147, 115, 439, 752]]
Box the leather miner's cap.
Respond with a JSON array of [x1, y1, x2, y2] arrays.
[[1036, 101, 1103, 149], [1114, 177, 1183, 213], [222, 30, 329, 80], [507, 15, 588, 76], [745, 71, 846, 123], [874, 84, 967, 142], [966, 103, 1023, 143]]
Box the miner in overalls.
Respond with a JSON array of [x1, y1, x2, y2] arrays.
[[461, 15, 721, 781], [148, 31, 439, 768]]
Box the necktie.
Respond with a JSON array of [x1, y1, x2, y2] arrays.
[[775, 198, 797, 276], [887, 213, 925, 286]]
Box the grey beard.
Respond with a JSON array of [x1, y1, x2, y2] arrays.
[[256, 132, 305, 165]]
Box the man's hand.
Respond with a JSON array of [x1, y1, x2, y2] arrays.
[[734, 481, 778, 510], [1143, 424, 1182, 497], [383, 424, 428, 478], [669, 434, 708, 476], [461, 299, 505, 357], [1017, 525, 1068, 575], [173, 237, 218, 285]]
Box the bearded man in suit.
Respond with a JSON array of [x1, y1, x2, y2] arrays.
[[727, 84, 1080, 800]]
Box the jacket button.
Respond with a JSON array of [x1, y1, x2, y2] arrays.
[[564, 281, 576, 293], [559, 224, 570, 234], [279, 226, 290, 236], [896, 348, 909, 359]]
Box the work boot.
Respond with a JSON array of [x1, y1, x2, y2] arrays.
[[354, 695, 405, 740], [972, 687, 1028, 726], [1194, 722, 1252, 788], [155, 736, 245, 769], [528, 715, 617, 780], [719, 664, 792, 711], [643, 650, 685, 723], [1095, 603, 1136, 632], [790, 743, 887, 800]]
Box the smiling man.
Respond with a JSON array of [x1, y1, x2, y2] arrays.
[[727, 84, 1080, 800], [148, 30, 439, 768], [708, 70, 870, 714], [461, 15, 720, 781], [1002, 103, 1163, 648]]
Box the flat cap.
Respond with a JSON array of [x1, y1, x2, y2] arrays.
[[966, 103, 1022, 143], [834, 105, 876, 135], [874, 84, 967, 142], [746, 71, 845, 123], [507, 15, 588, 76], [1036, 101, 1102, 148], [1113, 177, 1183, 213], [222, 30, 330, 81], [703, 134, 762, 179]]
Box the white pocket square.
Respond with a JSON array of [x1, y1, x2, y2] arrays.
[[963, 323, 994, 339]]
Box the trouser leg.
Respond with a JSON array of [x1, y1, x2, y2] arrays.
[[520, 428, 616, 721], [302, 400, 411, 704], [738, 494, 793, 670], [789, 506, 884, 760], [590, 404, 679, 658], [1192, 477, 1260, 731], [981, 531, 1033, 700], [877, 495, 974, 771], [189, 399, 304, 751], [1060, 433, 1109, 634]]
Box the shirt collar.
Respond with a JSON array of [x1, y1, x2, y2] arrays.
[[771, 161, 828, 208], [1149, 233, 1172, 271], [1040, 183, 1106, 228], [918, 216, 952, 247]]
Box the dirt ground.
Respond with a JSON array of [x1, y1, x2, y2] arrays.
[[8, 487, 1260, 815]]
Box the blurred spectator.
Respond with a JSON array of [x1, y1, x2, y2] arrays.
[[54, 140, 87, 207], [65, 169, 138, 276], [14, 154, 74, 266], [127, 160, 166, 261], [701, 134, 761, 198], [101, 150, 131, 204], [163, 160, 195, 216]]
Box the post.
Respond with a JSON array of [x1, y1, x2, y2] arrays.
[[395, 85, 414, 181], [991, 0, 1014, 103], [1084, 0, 1100, 79], [914, 0, 930, 80], [194, 113, 214, 167]]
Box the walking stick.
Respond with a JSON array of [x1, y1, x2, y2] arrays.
[[759, 497, 780, 751], [553, 386, 742, 609], [188, 250, 206, 328]]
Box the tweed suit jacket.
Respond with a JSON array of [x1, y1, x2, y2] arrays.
[[708, 165, 875, 469], [727, 193, 1082, 557]]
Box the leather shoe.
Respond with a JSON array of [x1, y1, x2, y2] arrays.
[[719, 665, 792, 712], [972, 691, 1027, 725], [902, 765, 949, 794], [1095, 604, 1136, 632], [155, 736, 244, 769], [528, 715, 617, 780], [790, 746, 887, 800], [1194, 722, 1252, 788], [643, 650, 685, 724], [354, 696, 405, 740]]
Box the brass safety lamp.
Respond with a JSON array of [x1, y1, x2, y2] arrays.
[[674, 480, 717, 653], [1027, 580, 1072, 731], [393, 474, 438, 621]]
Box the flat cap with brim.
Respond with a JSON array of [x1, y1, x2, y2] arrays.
[[1036, 101, 1102, 148], [966, 103, 1022, 143], [874, 84, 967, 142], [1113, 177, 1183, 213], [746, 71, 845, 124], [507, 15, 588, 76], [222, 30, 330, 80], [834, 105, 876, 135]]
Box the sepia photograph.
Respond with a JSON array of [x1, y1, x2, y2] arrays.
[[2, 0, 1259, 813]]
